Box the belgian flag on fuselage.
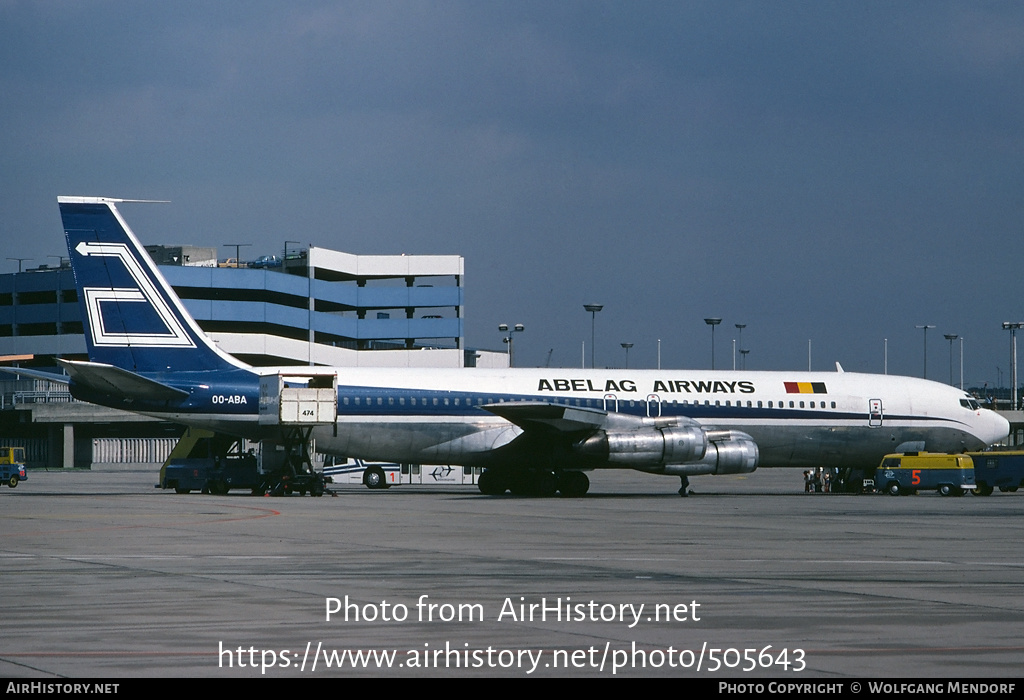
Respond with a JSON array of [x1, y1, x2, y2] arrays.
[[784, 382, 827, 394]]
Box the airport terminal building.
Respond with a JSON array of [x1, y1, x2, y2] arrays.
[[0, 245, 507, 468]]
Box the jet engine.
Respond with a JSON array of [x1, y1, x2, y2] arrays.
[[661, 430, 758, 476], [574, 425, 757, 475]]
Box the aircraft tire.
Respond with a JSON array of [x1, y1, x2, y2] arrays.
[[533, 470, 558, 498], [477, 469, 507, 496], [508, 473, 534, 496], [557, 471, 589, 498], [8, 476, 18, 488]]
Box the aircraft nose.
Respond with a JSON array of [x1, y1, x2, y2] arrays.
[[984, 410, 1011, 445]]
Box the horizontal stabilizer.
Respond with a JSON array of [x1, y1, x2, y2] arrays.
[[0, 367, 70, 384], [483, 401, 608, 434], [57, 359, 189, 402]]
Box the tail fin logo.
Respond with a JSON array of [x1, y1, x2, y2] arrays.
[[75, 241, 196, 348]]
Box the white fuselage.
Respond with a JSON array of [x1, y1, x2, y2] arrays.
[[162, 366, 1009, 471]]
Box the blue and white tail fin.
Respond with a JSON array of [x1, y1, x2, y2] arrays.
[[59, 197, 250, 374]]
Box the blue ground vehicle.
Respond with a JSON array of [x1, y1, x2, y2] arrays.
[[0, 447, 28, 488], [162, 454, 262, 494], [967, 451, 1024, 496], [162, 452, 326, 496]]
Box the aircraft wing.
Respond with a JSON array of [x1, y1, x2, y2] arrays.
[[57, 359, 190, 402], [482, 401, 612, 434]]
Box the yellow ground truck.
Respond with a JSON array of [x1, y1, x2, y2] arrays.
[[871, 452, 975, 496], [0, 447, 28, 488]]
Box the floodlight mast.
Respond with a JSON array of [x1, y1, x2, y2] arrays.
[[1003, 322, 1024, 409], [704, 318, 722, 370], [584, 304, 603, 368], [498, 323, 525, 367]]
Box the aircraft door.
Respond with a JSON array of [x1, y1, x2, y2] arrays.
[[646, 394, 662, 417], [603, 393, 618, 412], [869, 399, 883, 427]]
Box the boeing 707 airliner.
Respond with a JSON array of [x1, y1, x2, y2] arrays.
[[47, 197, 1009, 496]]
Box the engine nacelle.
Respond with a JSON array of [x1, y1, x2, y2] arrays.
[[662, 430, 759, 476], [575, 425, 706, 467]]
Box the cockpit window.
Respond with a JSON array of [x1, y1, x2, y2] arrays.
[[960, 398, 980, 410]]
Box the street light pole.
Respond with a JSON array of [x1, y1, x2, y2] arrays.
[[954, 335, 962, 390], [498, 323, 524, 367], [915, 325, 935, 379], [584, 304, 603, 369], [1003, 322, 1024, 410], [734, 324, 745, 371], [704, 318, 722, 370], [621, 343, 633, 369], [944, 334, 958, 386]]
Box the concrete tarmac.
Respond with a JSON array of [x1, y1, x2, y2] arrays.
[[2, 468, 1023, 678]]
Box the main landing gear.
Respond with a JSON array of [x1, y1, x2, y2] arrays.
[[678, 475, 690, 497], [478, 468, 589, 498], [256, 426, 327, 497]]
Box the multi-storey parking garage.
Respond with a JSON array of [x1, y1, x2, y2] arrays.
[[0, 245, 506, 468]]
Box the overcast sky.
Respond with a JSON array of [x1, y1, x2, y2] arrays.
[[2, 1, 1022, 386]]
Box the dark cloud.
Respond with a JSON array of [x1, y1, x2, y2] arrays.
[[2, 1, 1022, 384]]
